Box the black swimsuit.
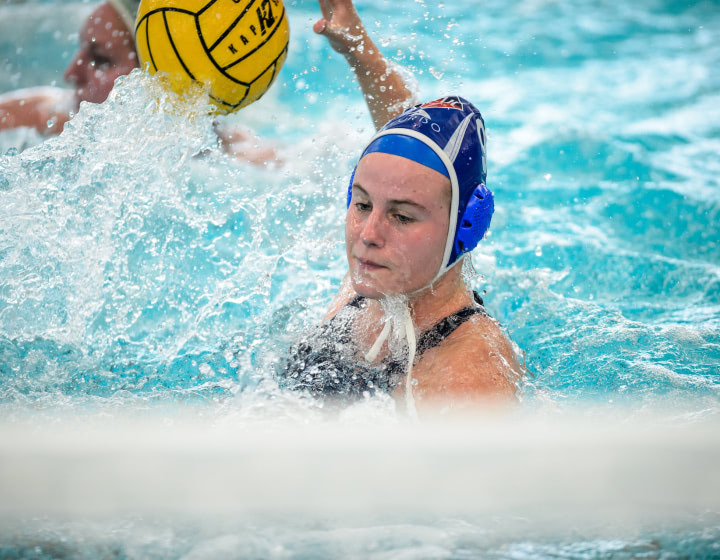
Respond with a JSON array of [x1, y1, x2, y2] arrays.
[[278, 292, 488, 402]]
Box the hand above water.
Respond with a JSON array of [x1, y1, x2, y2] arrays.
[[314, 0, 367, 56], [313, 0, 416, 130]]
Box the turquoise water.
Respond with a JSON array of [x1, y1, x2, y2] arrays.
[[1, 0, 719, 557]]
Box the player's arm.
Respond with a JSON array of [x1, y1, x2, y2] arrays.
[[0, 88, 71, 134], [0, 95, 53, 133], [314, 0, 416, 130], [213, 121, 282, 166]]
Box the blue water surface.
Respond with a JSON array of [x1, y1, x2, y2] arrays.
[[1, 0, 719, 557]]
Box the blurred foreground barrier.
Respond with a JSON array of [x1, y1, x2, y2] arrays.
[[1, 411, 719, 528]]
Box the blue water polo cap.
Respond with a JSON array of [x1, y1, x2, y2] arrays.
[[351, 96, 493, 279], [364, 135, 449, 179]]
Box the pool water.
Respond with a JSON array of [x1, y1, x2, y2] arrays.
[[1, 0, 719, 558]]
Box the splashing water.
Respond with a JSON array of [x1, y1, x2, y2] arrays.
[[0, 69, 355, 415]]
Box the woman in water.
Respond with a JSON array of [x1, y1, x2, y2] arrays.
[[0, 0, 413, 148], [282, 97, 524, 415], [0, 0, 139, 134]]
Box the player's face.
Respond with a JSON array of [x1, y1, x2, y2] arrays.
[[345, 152, 451, 298], [64, 3, 138, 107]]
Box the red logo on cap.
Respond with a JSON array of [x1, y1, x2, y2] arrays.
[[421, 97, 464, 110]]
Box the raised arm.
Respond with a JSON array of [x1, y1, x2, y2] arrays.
[[314, 0, 416, 130]]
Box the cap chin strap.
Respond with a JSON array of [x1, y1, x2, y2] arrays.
[[362, 302, 419, 420], [431, 252, 465, 285], [402, 309, 419, 419], [364, 321, 390, 363]]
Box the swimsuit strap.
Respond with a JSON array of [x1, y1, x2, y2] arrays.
[[415, 292, 487, 357], [347, 295, 366, 309], [347, 292, 482, 310], [343, 291, 486, 358]]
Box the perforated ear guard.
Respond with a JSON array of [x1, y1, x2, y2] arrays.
[[453, 184, 494, 256]]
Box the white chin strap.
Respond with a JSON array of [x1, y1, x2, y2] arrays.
[[364, 306, 419, 420], [361, 253, 467, 418], [363, 322, 390, 363]]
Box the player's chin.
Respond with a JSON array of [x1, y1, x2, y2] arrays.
[[349, 272, 384, 300], [350, 271, 404, 301]]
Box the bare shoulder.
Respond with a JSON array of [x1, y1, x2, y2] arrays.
[[413, 312, 524, 406]]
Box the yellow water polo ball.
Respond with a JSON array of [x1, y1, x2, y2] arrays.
[[135, 0, 290, 113]]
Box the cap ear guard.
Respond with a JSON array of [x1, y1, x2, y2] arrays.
[[346, 167, 356, 209], [453, 184, 494, 256]]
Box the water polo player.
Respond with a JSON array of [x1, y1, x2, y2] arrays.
[[0, 0, 140, 134], [281, 97, 524, 415], [1, 0, 413, 144]]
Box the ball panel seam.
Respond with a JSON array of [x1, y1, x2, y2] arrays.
[[163, 11, 197, 81]]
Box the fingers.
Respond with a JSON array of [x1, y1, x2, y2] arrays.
[[315, 0, 364, 53], [313, 18, 327, 34]]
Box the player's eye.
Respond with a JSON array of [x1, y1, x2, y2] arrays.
[[394, 213, 415, 224], [91, 55, 112, 69]]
